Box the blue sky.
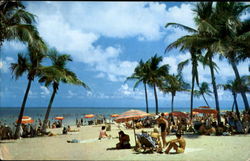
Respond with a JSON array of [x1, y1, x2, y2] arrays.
[[0, 2, 249, 109]]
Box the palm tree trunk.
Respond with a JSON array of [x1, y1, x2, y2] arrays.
[[143, 83, 149, 113], [171, 93, 175, 112], [42, 86, 57, 133], [231, 101, 235, 112], [233, 93, 240, 121], [201, 93, 210, 107], [231, 61, 249, 111], [190, 74, 195, 119], [208, 54, 221, 123], [153, 84, 159, 115], [14, 79, 32, 139]]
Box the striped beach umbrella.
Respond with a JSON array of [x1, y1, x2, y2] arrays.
[[169, 111, 188, 118], [16, 116, 34, 124], [199, 106, 211, 108], [115, 109, 151, 145], [84, 114, 95, 118]]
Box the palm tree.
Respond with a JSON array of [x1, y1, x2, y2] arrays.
[[146, 54, 170, 114], [193, 82, 212, 107], [159, 74, 189, 113], [209, 2, 250, 111], [10, 44, 47, 139], [0, 1, 44, 48], [126, 60, 150, 113], [218, 78, 249, 120], [39, 48, 89, 133], [165, 2, 223, 123]]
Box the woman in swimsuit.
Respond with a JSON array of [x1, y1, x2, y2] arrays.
[[156, 113, 169, 148]]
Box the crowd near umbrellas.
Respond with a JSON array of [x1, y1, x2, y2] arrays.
[[55, 116, 64, 120], [16, 116, 34, 124], [84, 114, 95, 118], [115, 109, 151, 145]]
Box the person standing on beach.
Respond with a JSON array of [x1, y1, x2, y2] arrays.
[[156, 113, 169, 148]]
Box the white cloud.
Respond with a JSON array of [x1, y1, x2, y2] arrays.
[[40, 86, 50, 97], [0, 57, 15, 73], [67, 90, 77, 98]]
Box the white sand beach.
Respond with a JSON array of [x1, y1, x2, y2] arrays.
[[1, 124, 250, 161]]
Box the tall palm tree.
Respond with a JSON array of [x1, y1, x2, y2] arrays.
[[159, 74, 189, 113], [210, 2, 250, 111], [126, 60, 150, 113], [146, 54, 170, 114], [39, 48, 89, 133], [10, 44, 47, 139], [0, 1, 44, 48], [165, 2, 223, 122], [218, 78, 249, 120], [193, 82, 212, 107]]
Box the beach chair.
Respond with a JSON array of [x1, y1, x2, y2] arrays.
[[88, 120, 94, 125], [136, 133, 157, 153]]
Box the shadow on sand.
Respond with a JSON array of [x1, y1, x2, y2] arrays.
[[106, 146, 135, 151]]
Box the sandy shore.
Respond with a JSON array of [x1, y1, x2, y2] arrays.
[[1, 124, 250, 161]]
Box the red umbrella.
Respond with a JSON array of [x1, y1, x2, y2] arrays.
[[110, 114, 120, 118], [169, 111, 188, 118], [55, 116, 64, 120], [84, 114, 95, 118], [115, 109, 151, 145], [193, 108, 217, 114], [199, 106, 211, 108], [16, 116, 34, 124]]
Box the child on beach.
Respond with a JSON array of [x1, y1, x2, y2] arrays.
[[116, 131, 131, 149], [98, 126, 111, 140], [165, 133, 186, 154]]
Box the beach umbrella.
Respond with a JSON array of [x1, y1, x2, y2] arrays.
[[115, 109, 151, 145], [55, 116, 64, 120], [192, 111, 199, 115], [199, 106, 211, 109], [169, 111, 188, 118], [164, 112, 169, 116], [16, 116, 34, 124], [110, 114, 120, 118], [84, 114, 95, 118], [193, 108, 217, 114]]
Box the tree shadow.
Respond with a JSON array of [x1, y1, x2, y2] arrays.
[[0, 141, 16, 144]]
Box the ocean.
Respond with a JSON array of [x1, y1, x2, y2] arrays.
[[0, 106, 244, 127]]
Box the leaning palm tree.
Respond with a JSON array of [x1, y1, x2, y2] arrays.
[[193, 82, 212, 107], [146, 54, 170, 114], [218, 78, 249, 120], [126, 60, 150, 113], [0, 1, 44, 48], [10, 44, 47, 139], [39, 48, 89, 133], [159, 74, 190, 113]]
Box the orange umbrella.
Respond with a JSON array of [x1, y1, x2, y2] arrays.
[[164, 112, 169, 116], [193, 108, 217, 114], [55, 116, 64, 120], [16, 116, 34, 124], [84, 114, 95, 118], [110, 114, 120, 118], [199, 106, 210, 108], [115, 109, 151, 145], [169, 111, 188, 118]]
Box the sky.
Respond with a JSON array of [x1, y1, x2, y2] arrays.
[[0, 2, 249, 109]]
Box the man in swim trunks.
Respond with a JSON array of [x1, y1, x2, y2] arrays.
[[156, 113, 169, 148], [165, 133, 186, 154]]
